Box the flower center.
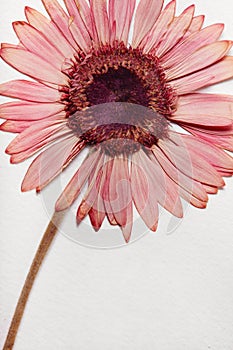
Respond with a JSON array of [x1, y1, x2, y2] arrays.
[[85, 67, 149, 106], [63, 42, 176, 155]]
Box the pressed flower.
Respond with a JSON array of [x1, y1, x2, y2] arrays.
[[1, 1, 233, 348], [1, 0, 233, 244]]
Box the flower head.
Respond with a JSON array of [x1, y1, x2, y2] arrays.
[[1, 0, 233, 242]]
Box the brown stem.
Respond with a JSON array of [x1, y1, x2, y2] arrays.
[[3, 210, 66, 350]]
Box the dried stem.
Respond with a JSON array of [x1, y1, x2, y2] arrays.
[[3, 210, 66, 350]]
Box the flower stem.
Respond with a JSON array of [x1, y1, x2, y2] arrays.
[[3, 211, 66, 350]]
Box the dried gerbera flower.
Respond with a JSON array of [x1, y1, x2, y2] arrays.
[[1, 0, 233, 348]]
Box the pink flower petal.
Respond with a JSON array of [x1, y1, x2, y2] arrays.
[[166, 41, 232, 80], [170, 114, 232, 128], [76, 153, 105, 222], [156, 5, 195, 57], [170, 56, 233, 94], [90, 0, 110, 44], [140, 151, 183, 218], [153, 146, 208, 203], [106, 213, 118, 226], [132, 0, 164, 48], [0, 80, 60, 102], [109, 0, 136, 44], [121, 200, 133, 243], [88, 168, 107, 231], [0, 101, 64, 121], [162, 23, 224, 69], [13, 21, 66, 69], [100, 158, 118, 226], [142, 0, 176, 53], [0, 114, 64, 133], [88, 207, 106, 231], [159, 132, 225, 187], [10, 124, 71, 164], [62, 1, 92, 53], [202, 185, 218, 194], [64, 0, 93, 37], [108, 156, 131, 227], [1, 43, 24, 50], [55, 149, 101, 210], [176, 93, 233, 119], [42, 0, 78, 49], [0, 120, 32, 133], [25, 6, 76, 58], [68, 18, 91, 53], [0, 47, 68, 85], [21, 136, 80, 192], [131, 152, 159, 231], [183, 15, 204, 38], [216, 170, 233, 177], [178, 187, 207, 209], [182, 125, 233, 152], [6, 119, 68, 154]]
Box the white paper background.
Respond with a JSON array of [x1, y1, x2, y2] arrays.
[[0, 0, 233, 349]]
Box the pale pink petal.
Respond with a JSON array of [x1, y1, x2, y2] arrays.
[[13, 21, 66, 69], [153, 146, 208, 203], [0, 80, 60, 102], [178, 187, 207, 209], [170, 114, 232, 128], [139, 151, 183, 218], [159, 132, 225, 187], [22, 136, 80, 191], [131, 152, 159, 231], [0, 101, 64, 121], [68, 18, 91, 53], [215, 170, 233, 177], [166, 41, 232, 80], [162, 23, 224, 69], [0, 120, 32, 133], [176, 93, 233, 119], [142, 0, 176, 53], [42, 0, 79, 48], [121, 200, 133, 243], [64, 0, 93, 32], [132, 0, 164, 48], [1, 43, 24, 50], [90, 0, 110, 44], [108, 156, 131, 227], [156, 5, 195, 57], [91, 159, 108, 215], [25, 6, 76, 58], [109, 20, 117, 45], [55, 149, 101, 210], [64, 0, 92, 47], [109, 0, 136, 44], [0, 114, 64, 133], [106, 213, 118, 226], [183, 15, 204, 38], [100, 158, 117, 225], [182, 125, 233, 152], [0, 47, 68, 85], [202, 185, 218, 194], [88, 167, 107, 231], [170, 57, 233, 95], [64, 138, 85, 163], [76, 153, 105, 222], [10, 124, 71, 164], [6, 119, 68, 154]]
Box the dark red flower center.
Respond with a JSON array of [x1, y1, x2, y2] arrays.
[[85, 67, 149, 106], [63, 42, 176, 155]]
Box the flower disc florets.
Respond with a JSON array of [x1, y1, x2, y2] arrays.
[[64, 41, 176, 155]]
